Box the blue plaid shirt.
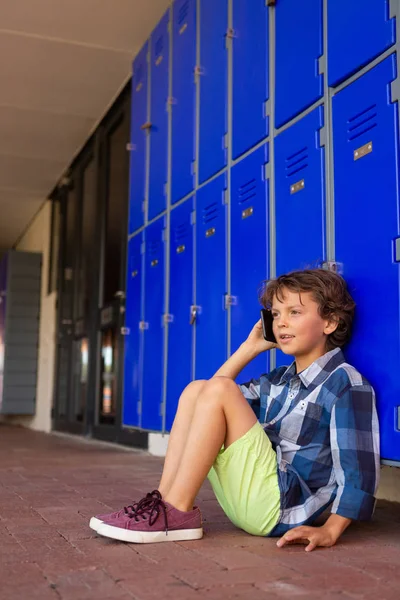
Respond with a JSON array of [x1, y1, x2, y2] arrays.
[[239, 347, 380, 537]]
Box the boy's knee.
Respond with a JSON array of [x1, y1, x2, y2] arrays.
[[204, 376, 238, 398], [182, 379, 208, 398]]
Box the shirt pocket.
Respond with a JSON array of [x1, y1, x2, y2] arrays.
[[279, 401, 323, 446]]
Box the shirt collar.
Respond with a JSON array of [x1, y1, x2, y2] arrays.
[[278, 347, 345, 389]]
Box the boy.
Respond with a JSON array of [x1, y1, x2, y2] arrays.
[[90, 269, 380, 551]]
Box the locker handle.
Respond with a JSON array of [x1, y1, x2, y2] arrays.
[[190, 307, 197, 325], [141, 122, 152, 131], [190, 306, 201, 325]]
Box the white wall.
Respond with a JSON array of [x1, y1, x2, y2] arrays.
[[8, 201, 57, 432]]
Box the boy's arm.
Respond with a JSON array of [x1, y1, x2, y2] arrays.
[[329, 384, 380, 522], [213, 319, 278, 379]]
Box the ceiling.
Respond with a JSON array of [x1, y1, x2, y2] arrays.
[[0, 0, 171, 252]]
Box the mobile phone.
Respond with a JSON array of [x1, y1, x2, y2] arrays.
[[260, 308, 277, 344]]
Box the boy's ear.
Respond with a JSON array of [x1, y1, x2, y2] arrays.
[[324, 315, 339, 335]]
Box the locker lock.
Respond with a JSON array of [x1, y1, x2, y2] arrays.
[[322, 261, 343, 275], [190, 305, 201, 325]]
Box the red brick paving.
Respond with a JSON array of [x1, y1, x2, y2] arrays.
[[0, 425, 399, 600]]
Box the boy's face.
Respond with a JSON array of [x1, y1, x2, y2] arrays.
[[271, 288, 337, 361]]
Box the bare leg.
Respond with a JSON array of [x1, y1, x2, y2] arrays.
[[158, 380, 208, 497], [164, 377, 257, 512]]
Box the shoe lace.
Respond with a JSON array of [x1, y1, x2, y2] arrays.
[[123, 490, 161, 517], [128, 490, 169, 533]]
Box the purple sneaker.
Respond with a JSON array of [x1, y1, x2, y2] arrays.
[[97, 492, 203, 544], [89, 490, 161, 532]]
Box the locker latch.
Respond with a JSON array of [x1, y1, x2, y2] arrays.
[[322, 261, 343, 275], [190, 305, 201, 325], [141, 122, 152, 132], [121, 327, 130, 336], [163, 314, 174, 325], [139, 321, 149, 331], [224, 295, 238, 309]]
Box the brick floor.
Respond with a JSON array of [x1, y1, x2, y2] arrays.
[[0, 425, 399, 600]]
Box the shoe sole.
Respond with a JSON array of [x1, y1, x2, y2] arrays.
[[97, 523, 203, 544], [89, 517, 103, 532]]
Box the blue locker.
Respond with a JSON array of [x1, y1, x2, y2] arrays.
[[165, 199, 194, 431], [232, 0, 269, 160], [123, 235, 143, 428], [198, 0, 228, 184], [328, 0, 395, 87], [141, 218, 166, 431], [275, 0, 323, 128], [231, 146, 270, 383], [274, 106, 326, 367], [333, 56, 400, 461], [196, 174, 227, 379], [171, 0, 196, 204], [149, 11, 170, 221], [275, 106, 326, 276], [129, 43, 149, 234]]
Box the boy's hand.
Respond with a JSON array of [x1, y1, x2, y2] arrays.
[[276, 525, 337, 552], [244, 319, 278, 354]]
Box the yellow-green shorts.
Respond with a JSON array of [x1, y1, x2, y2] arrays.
[[207, 421, 281, 536]]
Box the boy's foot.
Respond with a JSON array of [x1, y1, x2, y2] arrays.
[[96, 494, 203, 544], [89, 490, 161, 532]]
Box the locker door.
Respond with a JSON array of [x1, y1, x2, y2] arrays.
[[149, 11, 170, 221], [123, 235, 143, 428], [196, 174, 227, 380], [328, 0, 395, 87], [232, 0, 269, 160], [171, 0, 196, 204], [275, 106, 326, 276], [275, 0, 323, 128], [333, 55, 400, 461], [129, 43, 149, 234], [275, 107, 326, 367], [198, 0, 228, 184], [165, 199, 194, 432], [231, 146, 270, 382], [141, 218, 166, 431]]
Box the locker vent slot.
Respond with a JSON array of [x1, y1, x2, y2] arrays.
[[173, 223, 189, 243], [348, 104, 377, 141], [178, 1, 189, 25], [155, 35, 164, 65], [238, 179, 257, 205], [155, 36, 164, 57], [286, 147, 308, 178], [135, 63, 144, 92], [148, 240, 160, 258], [202, 202, 219, 224]]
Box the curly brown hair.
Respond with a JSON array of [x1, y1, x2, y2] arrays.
[[259, 269, 356, 351]]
